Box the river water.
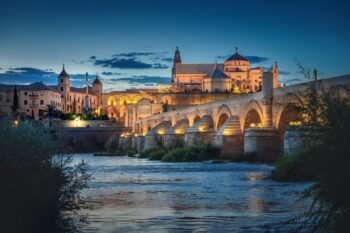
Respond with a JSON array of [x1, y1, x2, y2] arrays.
[[72, 154, 310, 233]]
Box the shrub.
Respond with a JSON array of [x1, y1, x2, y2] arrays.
[[0, 118, 90, 233], [148, 148, 167, 160], [162, 147, 187, 162], [161, 144, 221, 162], [183, 144, 220, 162], [126, 149, 137, 157], [140, 147, 162, 158], [271, 145, 318, 181]]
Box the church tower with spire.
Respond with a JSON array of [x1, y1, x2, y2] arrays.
[[172, 47, 182, 83], [58, 64, 70, 113]]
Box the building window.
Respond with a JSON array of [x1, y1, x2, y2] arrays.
[[24, 92, 28, 96], [60, 87, 64, 91], [24, 100, 28, 105], [61, 95, 64, 98], [40, 100, 44, 105], [60, 79, 64, 83], [39, 109, 44, 117]]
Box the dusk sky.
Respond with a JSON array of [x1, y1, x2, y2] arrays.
[[0, 0, 349, 91]]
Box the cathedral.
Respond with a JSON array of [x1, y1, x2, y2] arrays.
[[171, 47, 279, 93]]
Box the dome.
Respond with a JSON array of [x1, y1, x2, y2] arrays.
[[225, 47, 248, 62]]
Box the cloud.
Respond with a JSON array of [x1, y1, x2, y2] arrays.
[[113, 52, 155, 58], [94, 58, 153, 69], [105, 75, 171, 84], [0, 67, 90, 87], [101, 71, 125, 76], [7, 67, 55, 76], [217, 54, 269, 64], [91, 51, 171, 70], [153, 63, 169, 69], [245, 56, 269, 64], [279, 70, 291, 75]]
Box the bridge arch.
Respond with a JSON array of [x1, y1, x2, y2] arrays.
[[132, 95, 143, 104], [160, 95, 172, 105], [276, 105, 303, 147], [107, 106, 116, 118], [187, 115, 215, 133], [243, 108, 262, 131], [119, 95, 131, 105], [107, 96, 116, 106], [241, 100, 264, 131], [214, 105, 232, 130], [188, 114, 201, 127]]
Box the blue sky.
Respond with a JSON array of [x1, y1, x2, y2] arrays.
[[0, 0, 349, 91]]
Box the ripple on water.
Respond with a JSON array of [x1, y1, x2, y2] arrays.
[[71, 154, 310, 233]]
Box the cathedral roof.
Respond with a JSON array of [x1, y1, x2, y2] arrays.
[[210, 67, 229, 79], [175, 63, 224, 75], [226, 47, 248, 62], [58, 65, 70, 78]]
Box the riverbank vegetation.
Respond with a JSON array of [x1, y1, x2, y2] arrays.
[[139, 144, 221, 162], [0, 118, 90, 233], [271, 70, 350, 232]]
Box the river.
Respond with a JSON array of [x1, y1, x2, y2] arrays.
[[71, 154, 310, 233]]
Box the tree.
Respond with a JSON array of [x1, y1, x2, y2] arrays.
[[0, 119, 91, 233], [45, 104, 57, 127], [11, 85, 19, 114]]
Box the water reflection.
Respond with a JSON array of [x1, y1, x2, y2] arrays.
[[71, 154, 310, 233]]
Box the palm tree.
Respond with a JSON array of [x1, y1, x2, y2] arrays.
[[45, 104, 57, 127]]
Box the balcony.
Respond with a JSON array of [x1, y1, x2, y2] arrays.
[[29, 93, 39, 98], [29, 103, 39, 108]]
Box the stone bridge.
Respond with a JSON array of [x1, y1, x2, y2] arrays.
[[125, 73, 350, 161]]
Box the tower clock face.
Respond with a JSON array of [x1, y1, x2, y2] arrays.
[[40, 91, 44, 96]]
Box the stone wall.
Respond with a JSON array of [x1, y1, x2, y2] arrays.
[[53, 127, 131, 152]]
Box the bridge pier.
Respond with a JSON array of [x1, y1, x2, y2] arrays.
[[244, 127, 280, 161], [163, 119, 189, 148], [132, 136, 137, 150], [143, 121, 172, 151], [214, 116, 243, 159], [123, 135, 132, 150], [184, 115, 215, 146], [136, 135, 145, 152], [119, 134, 132, 151], [243, 70, 280, 162]]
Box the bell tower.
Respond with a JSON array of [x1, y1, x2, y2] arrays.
[[172, 47, 182, 83], [58, 64, 70, 113]]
